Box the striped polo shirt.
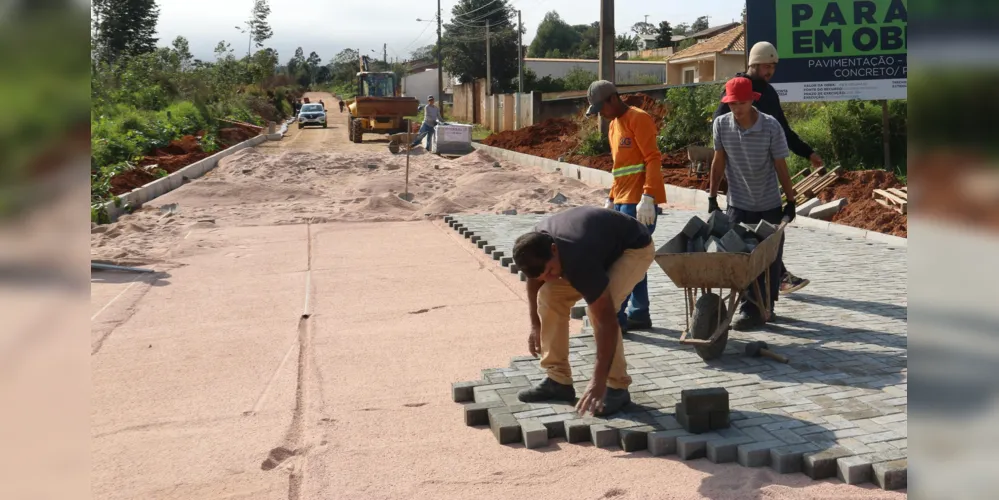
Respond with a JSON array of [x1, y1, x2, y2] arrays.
[[712, 111, 790, 212]]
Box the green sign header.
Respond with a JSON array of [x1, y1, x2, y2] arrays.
[[777, 0, 908, 58]]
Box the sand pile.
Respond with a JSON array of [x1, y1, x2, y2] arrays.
[[91, 148, 607, 263]]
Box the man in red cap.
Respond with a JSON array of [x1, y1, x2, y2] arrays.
[[709, 76, 797, 330], [714, 41, 818, 295]]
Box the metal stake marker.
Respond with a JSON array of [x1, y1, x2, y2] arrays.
[[405, 119, 411, 201]]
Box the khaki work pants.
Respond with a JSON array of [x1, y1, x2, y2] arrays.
[[537, 243, 656, 390]]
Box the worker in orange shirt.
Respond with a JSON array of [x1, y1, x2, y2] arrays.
[[585, 80, 667, 334]]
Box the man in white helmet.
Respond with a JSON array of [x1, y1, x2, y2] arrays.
[[713, 40, 818, 296]]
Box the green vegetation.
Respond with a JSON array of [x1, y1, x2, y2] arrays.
[[654, 84, 907, 178]]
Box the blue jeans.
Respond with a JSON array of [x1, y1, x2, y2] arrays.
[[411, 123, 434, 148], [613, 203, 660, 328]]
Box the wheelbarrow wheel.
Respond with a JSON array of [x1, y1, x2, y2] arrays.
[[690, 292, 729, 361]]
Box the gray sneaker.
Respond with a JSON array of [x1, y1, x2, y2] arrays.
[[517, 377, 576, 403], [594, 388, 632, 417]]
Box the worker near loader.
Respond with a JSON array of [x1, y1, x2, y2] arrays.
[[709, 76, 797, 330], [511, 206, 655, 417], [410, 95, 441, 149], [585, 80, 666, 334], [713, 41, 817, 295]]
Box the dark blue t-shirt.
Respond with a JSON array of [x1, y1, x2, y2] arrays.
[[535, 206, 651, 303]]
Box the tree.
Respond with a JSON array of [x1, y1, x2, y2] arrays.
[[654, 21, 674, 48], [249, 0, 273, 49], [441, 0, 521, 89], [172, 36, 194, 70], [287, 47, 306, 76], [741, 5, 747, 22], [529, 11, 582, 58], [615, 34, 639, 51], [691, 16, 710, 33], [306, 51, 322, 83], [572, 22, 600, 59], [330, 48, 360, 84], [630, 22, 657, 36], [91, 0, 160, 63], [410, 44, 435, 62], [673, 22, 690, 36]]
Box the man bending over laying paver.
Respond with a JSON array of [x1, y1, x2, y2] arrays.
[[511, 206, 655, 417]]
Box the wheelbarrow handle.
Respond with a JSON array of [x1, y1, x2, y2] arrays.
[[761, 348, 789, 364]]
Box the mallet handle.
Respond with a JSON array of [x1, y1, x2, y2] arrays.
[[761, 348, 789, 364]]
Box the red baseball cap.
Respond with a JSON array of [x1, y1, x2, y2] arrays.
[[721, 77, 761, 103]]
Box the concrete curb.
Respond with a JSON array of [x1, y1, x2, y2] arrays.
[[471, 144, 906, 247], [100, 134, 268, 223]]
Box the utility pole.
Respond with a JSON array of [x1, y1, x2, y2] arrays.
[[437, 0, 444, 118], [485, 19, 492, 96], [598, 0, 615, 137], [644, 14, 649, 24], [516, 9, 523, 129], [383, 43, 387, 64]]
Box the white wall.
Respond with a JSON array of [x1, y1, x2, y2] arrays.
[[524, 59, 666, 85], [402, 69, 453, 104]]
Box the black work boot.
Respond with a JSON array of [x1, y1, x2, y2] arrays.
[[626, 317, 653, 331], [517, 377, 576, 403], [594, 388, 632, 417], [732, 310, 766, 330]]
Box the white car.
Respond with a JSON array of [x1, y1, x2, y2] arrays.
[[298, 103, 327, 128]]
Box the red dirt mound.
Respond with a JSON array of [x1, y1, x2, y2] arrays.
[[623, 93, 669, 128], [154, 134, 202, 155], [818, 170, 907, 237], [482, 118, 579, 150], [219, 127, 257, 146]]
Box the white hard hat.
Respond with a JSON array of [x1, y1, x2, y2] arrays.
[[749, 42, 779, 66]]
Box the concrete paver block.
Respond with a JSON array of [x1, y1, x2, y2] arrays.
[[538, 413, 575, 439], [521, 418, 549, 449], [796, 198, 822, 216], [837, 454, 875, 485], [489, 413, 522, 444], [570, 305, 587, 320], [565, 419, 596, 443], [500, 256, 513, 267], [754, 220, 777, 240], [738, 440, 783, 467], [770, 443, 820, 474], [452, 380, 484, 402], [681, 216, 707, 239], [706, 236, 725, 253], [720, 230, 748, 253], [677, 432, 722, 460], [707, 211, 731, 237], [477, 239, 488, 248], [619, 425, 655, 452], [648, 429, 692, 456], [590, 424, 620, 449], [470, 235, 481, 243], [709, 411, 730, 429], [706, 436, 755, 463], [873, 459, 907, 490], [681, 388, 729, 412], [465, 401, 504, 426], [492, 250, 504, 260], [676, 403, 711, 434], [809, 198, 848, 220], [803, 446, 854, 480]]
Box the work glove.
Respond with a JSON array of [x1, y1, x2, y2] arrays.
[[604, 198, 614, 210], [636, 195, 656, 226], [708, 196, 720, 214], [782, 199, 797, 223]]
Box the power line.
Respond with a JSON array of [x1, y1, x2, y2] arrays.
[[451, 0, 499, 20], [402, 21, 434, 53]]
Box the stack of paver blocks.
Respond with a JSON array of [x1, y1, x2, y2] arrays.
[[679, 212, 777, 254], [676, 388, 730, 434]]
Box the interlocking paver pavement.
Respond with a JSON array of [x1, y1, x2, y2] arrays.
[[446, 211, 907, 489]]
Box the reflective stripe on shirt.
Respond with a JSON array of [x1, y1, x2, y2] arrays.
[[612, 163, 645, 178]]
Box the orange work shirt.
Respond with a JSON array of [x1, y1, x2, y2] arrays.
[[608, 107, 667, 205]]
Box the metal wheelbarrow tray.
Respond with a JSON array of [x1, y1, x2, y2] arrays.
[[653, 221, 787, 360]]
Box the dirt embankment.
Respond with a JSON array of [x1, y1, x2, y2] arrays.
[[818, 170, 907, 237], [108, 125, 259, 196]]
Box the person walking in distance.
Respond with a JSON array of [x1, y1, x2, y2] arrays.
[[410, 95, 440, 149], [511, 206, 656, 416], [709, 77, 797, 330], [584, 80, 666, 333], [714, 41, 819, 295]]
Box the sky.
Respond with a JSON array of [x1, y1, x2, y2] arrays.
[[155, 0, 745, 62]]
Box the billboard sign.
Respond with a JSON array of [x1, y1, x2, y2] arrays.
[[747, 0, 907, 101]]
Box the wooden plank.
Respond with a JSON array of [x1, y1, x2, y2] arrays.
[[874, 189, 906, 205], [887, 187, 907, 200], [873, 189, 908, 214]]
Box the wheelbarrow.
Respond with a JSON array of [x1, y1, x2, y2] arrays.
[[653, 220, 788, 361]]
